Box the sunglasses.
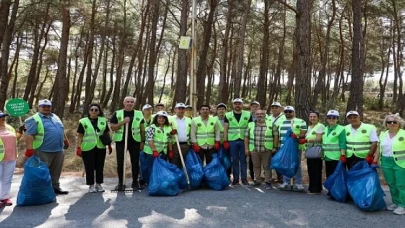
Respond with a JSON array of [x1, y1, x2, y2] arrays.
[[327, 116, 337, 119], [90, 108, 99, 112], [284, 111, 293, 114], [41, 105, 51, 108], [387, 121, 398, 124]]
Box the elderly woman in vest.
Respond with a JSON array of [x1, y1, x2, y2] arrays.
[[143, 111, 173, 183], [0, 111, 22, 207], [76, 104, 112, 193], [304, 111, 325, 194], [373, 114, 405, 215]]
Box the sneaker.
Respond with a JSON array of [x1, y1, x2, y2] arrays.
[[95, 184, 105, 192], [265, 182, 274, 190], [131, 182, 144, 190], [241, 179, 249, 186], [114, 183, 126, 191], [88, 185, 96, 193], [1, 199, 12, 206], [279, 182, 289, 189], [387, 204, 399, 211], [294, 184, 305, 191], [251, 180, 261, 186], [393, 207, 405, 215], [231, 180, 239, 186]]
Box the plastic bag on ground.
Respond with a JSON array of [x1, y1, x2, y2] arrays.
[[166, 160, 188, 189], [139, 151, 150, 184], [218, 148, 231, 170], [148, 157, 181, 196], [203, 154, 229, 191], [270, 129, 299, 178], [323, 161, 348, 202], [17, 156, 56, 206], [185, 150, 204, 189], [346, 161, 386, 211]]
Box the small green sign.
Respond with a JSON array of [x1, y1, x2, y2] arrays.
[[179, 36, 191, 49], [5, 98, 29, 117]]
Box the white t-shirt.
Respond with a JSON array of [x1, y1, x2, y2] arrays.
[[381, 134, 394, 157], [305, 124, 325, 137], [175, 117, 188, 142]]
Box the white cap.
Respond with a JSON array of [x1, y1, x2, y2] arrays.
[[185, 105, 192, 109], [326, 110, 339, 117], [175, 103, 186, 108], [284, 106, 295, 112], [233, 98, 243, 104], [142, 104, 152, 111], [39, 99, 52, 106], [346, 111, 359, 118], [156, 111, 169, 117], [217, 103, 227, 109], [271, 101, 281, 107], [250, 101, 260, 106]]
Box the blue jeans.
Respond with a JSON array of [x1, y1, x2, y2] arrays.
[[229, 140, 247, 181], [283, 150, 302, 185]]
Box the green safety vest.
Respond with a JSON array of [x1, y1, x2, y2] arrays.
[[247, 121, 274, 151], [345, 123, 375, 158], [305, 123, 324, 148], [322, 125, 344, 161], [214, 116, 225, 143], [379, 129, 405, 168], [279, 118, 306, 150], [29, 113, 62, 150], [169, 115, 192, 144], [79, 117, 107, 151], [226, 110, 250, 141], [113, 110, 144, 142], [193, 116, 216, 146], [0, 125, 16, 162], [272, 114, 286, 129], [143, 125, 172, 154]]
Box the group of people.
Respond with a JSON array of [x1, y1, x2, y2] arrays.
[[0, 97, 404, 216]]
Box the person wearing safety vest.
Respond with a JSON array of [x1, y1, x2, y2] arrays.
[[185, 105, 193, 119], [191, 105, 221, 165], [247, 101, 261, 183], [144, 111, 173, 182], [304, 111, 325, 194], [244, 109, 279, 190], [223, 98, 253, 186], [0, 110, 22, 207], [76, 104, 112, 193], [215, 103, 231, 178], [169, 103, 191, 169], [110, 96, 144, 191], [139, 104, 153, 186], [373, 114, 405, 215], [269, 101, 286, 183], [343, 111, 378, 170], [25, 99, 70, 195], [278, 106, 307, 191]]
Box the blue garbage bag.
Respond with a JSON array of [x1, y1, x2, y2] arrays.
[[166, 161, 188, 189], [203, 154, 229, 191], [323, 161, 348, 202], [218, 147, 231, 170], [139, 151, 150, 183], [17, 156, 56, 206], [148, 157, 181, 196], [347, 161, 386, 211], [185, 150, 204, 189], [270, 129, 299, 178]]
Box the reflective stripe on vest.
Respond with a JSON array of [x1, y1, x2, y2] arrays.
[[304, 123, 324, 149], [345, 123, 375, 158], [322, 125, 344, 160], [143, 125, 172, 154], [379, 130, 405, 168], [113, 110, 144, 142], [247, 121, 274, 151], [193, 116, 216, 146], [226, 111, 250, 141], [79, 117, 107, 151], [0, 142, 4, 161]]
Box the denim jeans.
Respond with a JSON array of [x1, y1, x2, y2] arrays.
[[283, 150, 302, 185], [229, 140, 247, 181], [0, 160, 16, 199]]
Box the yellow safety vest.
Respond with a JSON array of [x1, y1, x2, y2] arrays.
[[322, 125, 344, 161], [345, 123, 375, 158], [247, 120, 274, 151], [113, 110, 144, 142], [144, 125, 172, 154], [226, 110, 250, 141], [169, 115, 192, 144], [193, 116, 216, 146], [379, 129, 405, 168], [79, 117, 107, 151]]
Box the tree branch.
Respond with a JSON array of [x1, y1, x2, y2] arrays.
[[274, 0, 297, 14]]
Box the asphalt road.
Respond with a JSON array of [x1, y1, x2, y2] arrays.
[[0, 175, 404, 228]]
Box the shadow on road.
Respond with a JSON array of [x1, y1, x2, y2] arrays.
[[0, 201, 58, 227]]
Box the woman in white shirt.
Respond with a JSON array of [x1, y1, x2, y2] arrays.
[[374, 114, 405, 215]]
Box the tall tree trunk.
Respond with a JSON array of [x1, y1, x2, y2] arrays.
[[218, 1, 232, 103], [257, 0, 271, 106]]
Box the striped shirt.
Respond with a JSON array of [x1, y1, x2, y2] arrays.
[[279, 118, 307, 146]]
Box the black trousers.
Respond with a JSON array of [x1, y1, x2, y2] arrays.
[[198, 147, 216, 165], [82, 147, 107, 185], [249, 156, 255, 180], [325, 160, 339, 178], [116, 141, 140, 184], [307, 158, 323, 193], [346, 155, 364, 170]]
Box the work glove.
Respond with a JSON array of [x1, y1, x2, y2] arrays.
[[76, 147, 82, 157], [290, 133, 298, 139], [25, 149, 34, 157], [223, 141, 230, 150], [108, 145, 113, 155], [64, 140, 70, 149], [340, 155, 347, 164], [298, 139, 307, 144], [168, 150, 174, 159], [170, 129, 177, 135], [18, 125, 26, 134], [214, 141, 221, 151], [366, 154, 374, 165], [193, 144, 200, 153], [153, 150, 159, 158]]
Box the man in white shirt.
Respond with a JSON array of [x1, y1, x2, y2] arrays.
[[170, 103, 192, 169]]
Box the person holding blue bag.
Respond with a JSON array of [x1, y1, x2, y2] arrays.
[[139, 104, 153, 186], [374, 114, 405, 215], [214, 103, 232, 178], [0, 111, 22, 207]]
